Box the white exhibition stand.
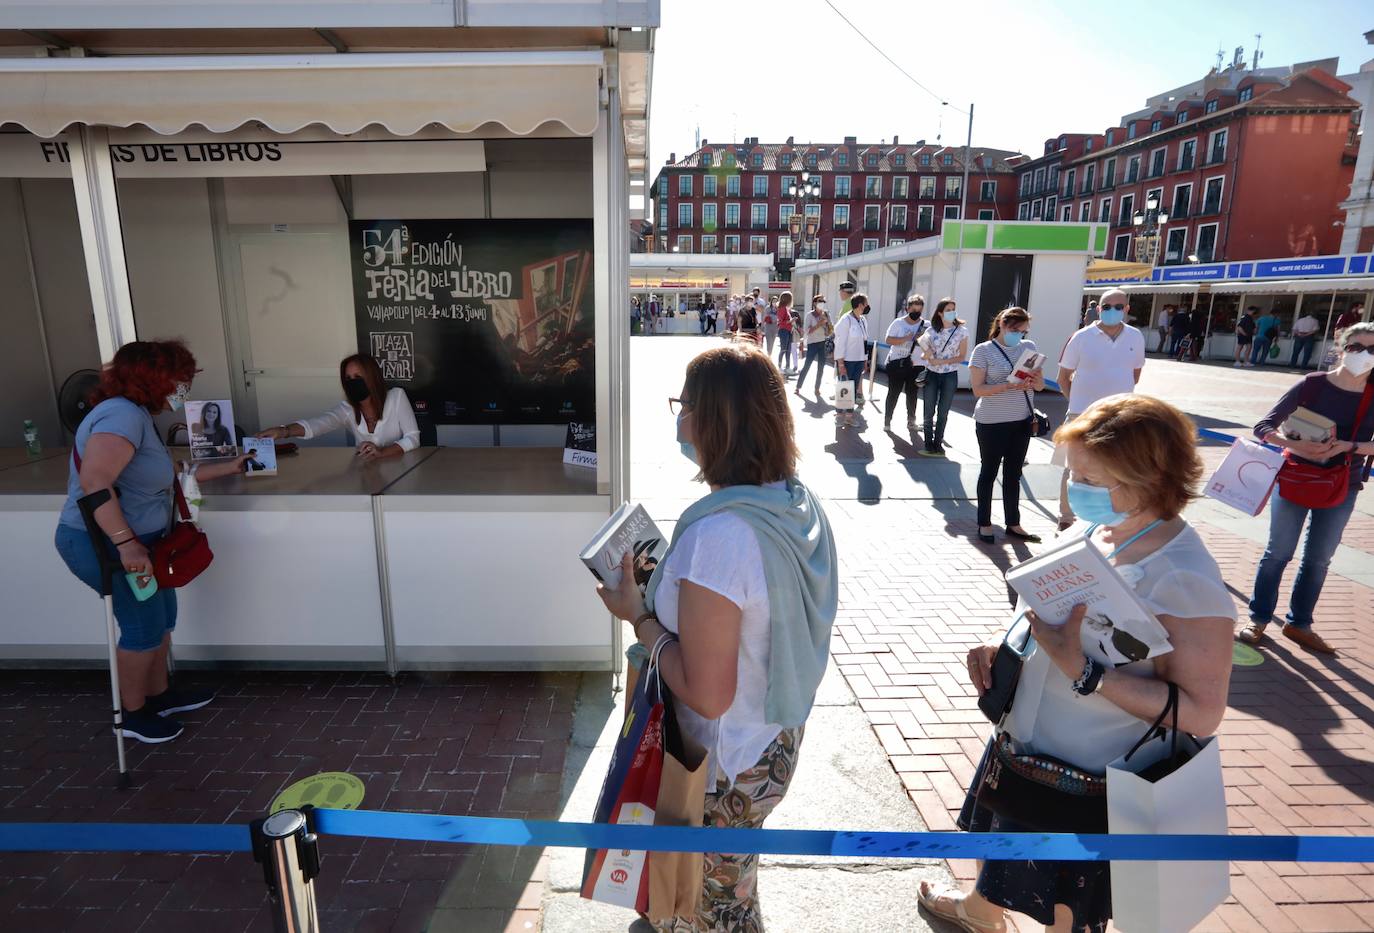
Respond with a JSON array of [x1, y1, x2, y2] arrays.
[[0, 447, 612, 671]]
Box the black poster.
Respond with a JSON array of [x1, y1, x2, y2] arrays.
[[975, 253, 1034, 342], [349, 219, 595, 425]]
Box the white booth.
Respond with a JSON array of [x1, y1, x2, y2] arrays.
[[0, 17, 656, 672], [794, 221, 1108, 384], [630, 253, 775, 334]]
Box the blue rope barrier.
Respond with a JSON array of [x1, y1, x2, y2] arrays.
[[0, 822, 252, 853], [5, 812, 1372, 863]]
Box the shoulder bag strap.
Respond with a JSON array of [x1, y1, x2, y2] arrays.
[[1354, 379, 1374, 480], [991, 341, 1036, 420], [1123, 682, 1179, 763]]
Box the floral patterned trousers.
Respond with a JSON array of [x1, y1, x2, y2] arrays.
[[653, 727, 803, 933]]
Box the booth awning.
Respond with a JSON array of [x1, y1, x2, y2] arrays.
[[0, 51, 605, 138], [1207, 277, 1374, 294], [1084, 259, 1155, 283]]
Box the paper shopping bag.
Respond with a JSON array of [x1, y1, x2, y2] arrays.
[[835, 379, 856, 411], [581, 657, 666, 911], [646, 696, 709, 922], [1204, 438, 1283, 516], [1107, 731, 1229, 932]]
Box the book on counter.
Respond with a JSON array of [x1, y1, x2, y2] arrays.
[[1011, 348, 1047, 383], [579, 502, 666, 592], [241, 437, 278, 477], [1281, 406, 1335, 445], [1005, 534, 1172, 667]]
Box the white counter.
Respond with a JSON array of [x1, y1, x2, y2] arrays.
[[0, 446, 612, 671]]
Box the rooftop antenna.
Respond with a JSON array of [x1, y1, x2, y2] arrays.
[[1215, 45, 1224, 71], [1252, 34, 1263, 71]]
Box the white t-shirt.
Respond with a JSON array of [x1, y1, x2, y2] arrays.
[[1156, 310, 1170, 327], [654, 508, 782, 785], [884, 315, 926, 362], [921, 323, 968, 374], [296, 386, 421, 451], [1059, 323, 1146, 414], [803, 309, 830, 345], [1293, 315, 1320, 337], [1004, 521, 1236, 772]]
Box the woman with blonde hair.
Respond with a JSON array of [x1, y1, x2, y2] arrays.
[[597, 343, 838, 931], [969, 307, 1045, 543], [920, 394, 1234, 933]]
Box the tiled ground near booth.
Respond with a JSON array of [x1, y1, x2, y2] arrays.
[[0, 670, 579, 933]]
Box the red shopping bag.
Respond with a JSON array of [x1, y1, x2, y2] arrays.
[[581, 643, 670, 911]]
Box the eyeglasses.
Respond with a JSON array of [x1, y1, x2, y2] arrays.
[[1101, 303, 1127, 311], [668, 397, 692, 415], [1344, 343, 1374, 354]]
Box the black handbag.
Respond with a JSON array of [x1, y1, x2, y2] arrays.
[[992, 341, 1052, 438], [977, 614, 1032, 724]]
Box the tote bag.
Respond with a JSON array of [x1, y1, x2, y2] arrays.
[[1106, 684, 1229, 933], [834, 380, 856, 411]]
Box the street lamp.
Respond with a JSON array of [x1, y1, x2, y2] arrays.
[[1132, 194, 1170, 266], [781, 171, 822, 281]]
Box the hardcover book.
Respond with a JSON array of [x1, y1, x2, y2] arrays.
[[1281, 406, 1336, 444], [580, 502, 666, 592], [1012, 349, 1047, 383], [1005, 535, 1172, 667]]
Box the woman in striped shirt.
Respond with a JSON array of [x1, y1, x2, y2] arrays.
[[969, 307, 1045, 544]]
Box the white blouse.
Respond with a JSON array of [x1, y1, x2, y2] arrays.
[[295, 387, 421, 452]]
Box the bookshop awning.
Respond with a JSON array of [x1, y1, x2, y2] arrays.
[[1084, 259, 1155, 283], [0, 51, 604, 138]]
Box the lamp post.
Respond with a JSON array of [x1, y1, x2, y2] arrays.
[[781, 171, 822, 282], [1132, 194, 1170, 267]]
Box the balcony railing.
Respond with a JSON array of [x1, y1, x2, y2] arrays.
[[1101, 175, 1116, 190], [916, 218, 933, 231], [863, 220, 880, 231], [1171, 206, 1190, 219], [889, 217, 907, 230], [1205, 149, 1226, 165], [1177, 155, 1194, 171], [945, 188, 962, 201], [835, 188, 852, 199], [833, 221, 849, 231], [1199, 199, 1222, 216], [1126, 169, 1139, 184]]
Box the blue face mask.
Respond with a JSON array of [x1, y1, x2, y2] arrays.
[[1099, 308, 1126, 326], [676, 409, 697, 464], [1003, 331, 1025, 347], [1067, 480, 1129, 527]]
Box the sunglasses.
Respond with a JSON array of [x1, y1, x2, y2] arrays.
[[1101, 303, 1127, 311], [1344, 343, 1374, 354], [668, 397, 691, 415]]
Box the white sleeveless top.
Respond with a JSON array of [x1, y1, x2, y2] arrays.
[[1003, 521, 1236, 773]]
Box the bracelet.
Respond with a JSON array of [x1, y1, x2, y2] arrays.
[[1071, 656, 1105, 696], [632, 612, 656, 637], [110, 528, 135, 543]]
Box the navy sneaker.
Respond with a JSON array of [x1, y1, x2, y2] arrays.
[[121, 708, 184, 744], [145, 686, 214, 718]]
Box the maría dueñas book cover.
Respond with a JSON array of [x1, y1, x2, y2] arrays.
[[579, 503, 666, 593], [1005, 536, 1172, 667]]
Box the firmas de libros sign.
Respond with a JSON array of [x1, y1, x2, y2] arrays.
[[349, 219, 596, 426]]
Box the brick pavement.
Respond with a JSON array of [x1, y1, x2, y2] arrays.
[[0, 670, 579, 932]]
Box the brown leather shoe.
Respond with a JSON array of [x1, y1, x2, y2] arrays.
[[1282, 624, 1336, 655]]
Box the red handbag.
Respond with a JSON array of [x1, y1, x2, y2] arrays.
[[151, 480, 214, 588], [1275, 380, 1373, 510], [73, 447, 214, 588]]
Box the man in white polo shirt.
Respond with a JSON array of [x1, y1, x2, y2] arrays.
[[1054, 287, 1146, 528]]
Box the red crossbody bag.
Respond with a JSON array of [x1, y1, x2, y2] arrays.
[[1275, 378, 1374, 510], [73, 448, 214, 588]]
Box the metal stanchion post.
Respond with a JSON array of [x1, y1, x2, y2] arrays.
[[251, 809, 322, 933]]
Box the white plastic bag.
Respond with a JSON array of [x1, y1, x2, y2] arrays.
[[1204, 438, 1282, 516], [835, 379, 856, 411]]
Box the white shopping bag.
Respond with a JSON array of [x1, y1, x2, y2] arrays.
[[1107, 727, 1229, 933], [835, 379, 856, 411], [1204, 438, 1283, 516]]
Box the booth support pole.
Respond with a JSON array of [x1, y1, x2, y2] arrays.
[[371, 496, 398, 677], [67, 126, 137, 361], [949, 102, 973, 302], [1319, 292, 1337, 366]]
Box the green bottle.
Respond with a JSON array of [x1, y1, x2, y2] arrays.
[[22, 420, 40, 459]]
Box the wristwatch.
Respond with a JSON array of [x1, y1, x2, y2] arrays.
[[1072, 656, 1105, 696]]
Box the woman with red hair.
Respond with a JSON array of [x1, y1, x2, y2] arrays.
[[54, 340, 248, 745]]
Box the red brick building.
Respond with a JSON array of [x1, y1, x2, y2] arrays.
[[651, 136, 1025, 276], [1015, 66, 1360, 265]]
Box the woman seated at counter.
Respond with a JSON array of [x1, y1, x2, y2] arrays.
[[55, 339, 249, 745], [256, 353, 420, 460]]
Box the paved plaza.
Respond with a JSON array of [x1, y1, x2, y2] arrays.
[[3, 334, 1373, 932]]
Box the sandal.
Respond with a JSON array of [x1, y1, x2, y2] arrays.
[[917, 882, 1007, 933], [1237, 621, 1268, 645]]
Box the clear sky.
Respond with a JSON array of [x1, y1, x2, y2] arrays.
[[647, 0, 1372, 176]]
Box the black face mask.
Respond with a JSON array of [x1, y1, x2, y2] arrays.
[[344, 376, 370, 405], [908, 310, 921, 320]]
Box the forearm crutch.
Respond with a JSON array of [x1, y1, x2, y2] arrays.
[[76, 488, 132, 789]]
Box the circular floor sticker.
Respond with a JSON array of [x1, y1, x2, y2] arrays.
[[1232, 642, 1265, 667], [270, 772, 365, 814]]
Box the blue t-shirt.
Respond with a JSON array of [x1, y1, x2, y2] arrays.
[[59, 397, 174, 537]]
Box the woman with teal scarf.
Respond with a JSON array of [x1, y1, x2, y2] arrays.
[[598, 344, 838, 933]]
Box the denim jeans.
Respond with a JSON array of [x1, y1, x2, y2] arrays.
[[1249, 482, 1359, 630], [54, 524, 178, 651], [842, 360, 865, 398], [797, 342, 827, 391], [1250, 338, 1272, 365], [923, 370, 958, 444], [777, 329, 793, 368], [1290, 335, 1316, 368]]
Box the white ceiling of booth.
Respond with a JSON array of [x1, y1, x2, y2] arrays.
[[0, 51, 604, 138]]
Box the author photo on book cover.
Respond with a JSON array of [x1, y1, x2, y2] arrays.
[[919, 394, 1235, 933]]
